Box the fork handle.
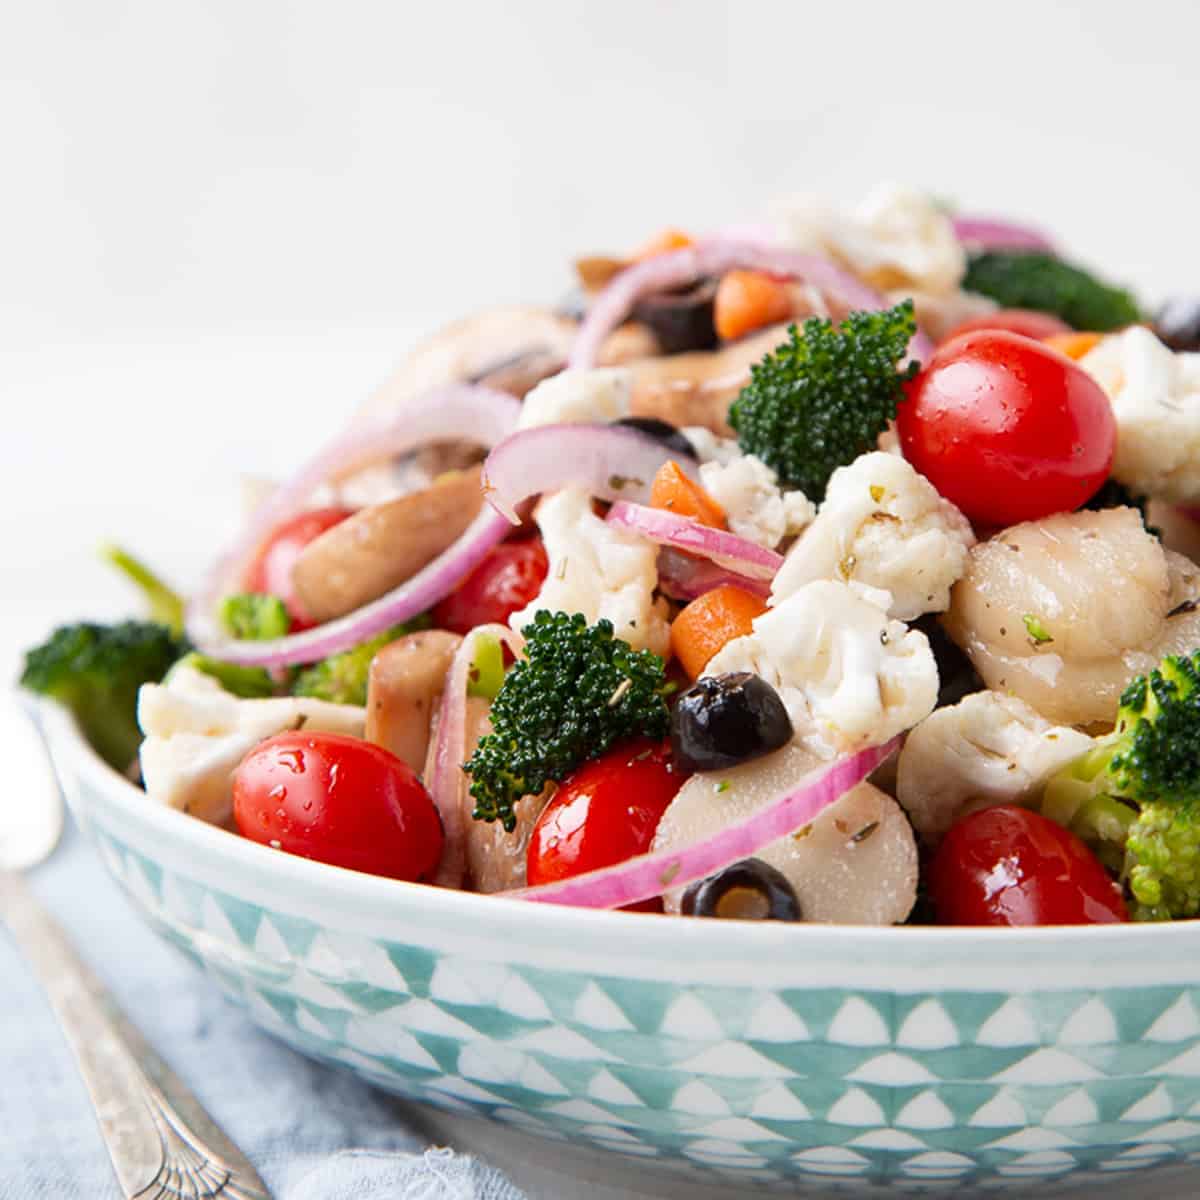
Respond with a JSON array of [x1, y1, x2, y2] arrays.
[[0, 870, 271, 1199]]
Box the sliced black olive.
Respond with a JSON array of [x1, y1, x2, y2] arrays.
[[1156, 297, 1200, 352], [631, 278, 719, 355], [613, 416, 698, 461], [671, 672, 793, 773], [912, 615, 984, 710], [681, 858, 801, 921]]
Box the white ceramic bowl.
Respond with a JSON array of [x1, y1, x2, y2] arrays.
[[37, 698, 1200, 1194]]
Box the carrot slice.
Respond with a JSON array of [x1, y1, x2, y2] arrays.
[[714, 270, 794, 341], [1043, 331, 1103, 360], [633, 228, 694, 261], [649, 461, 726, 528], [670, 585, 768, 679]]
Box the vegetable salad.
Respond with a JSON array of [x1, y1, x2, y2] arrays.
[[24, 184, 1200, 927]]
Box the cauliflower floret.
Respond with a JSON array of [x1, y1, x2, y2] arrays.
[[1080, 327, 1200, 503], [771, 451, 974, 620], [896, 691, 1093, 842], [699, 453, 816, 549], [778, 183, 966, 297], [681, 426, 741, 465], [137, 664, 365, 825], [705, 579, 937, 755], [516, 367, 632, 431], [508, 485, 669, 655]]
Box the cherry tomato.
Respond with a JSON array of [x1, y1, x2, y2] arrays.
[[233, 732, 443, 881], [433, 538, 549, 635], [898, 331, 1115, 527], [943, 308, 1072, 342], [526, 739, 687, 911], [928, 805, 1127, 926], [244, 506, 355, 630]]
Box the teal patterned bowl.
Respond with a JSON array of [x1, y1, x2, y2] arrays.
[[38, 700, 1200, 1194]]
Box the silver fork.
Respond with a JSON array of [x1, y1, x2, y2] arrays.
[[2, 694, 272, 1199]]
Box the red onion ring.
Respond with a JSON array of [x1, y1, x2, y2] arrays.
[[480, 423, 700, 524], [655, 548, 771, 602], [515, 737, 900, 908], [429, 623, 525, 888], [606, 501, 782, 580], [569, 237, 935, 369], [951, 216, 1055, 253], [187, 385, 521, 667]]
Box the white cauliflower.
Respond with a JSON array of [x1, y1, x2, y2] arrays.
[[508, 485, 669, 655], [137, 665, 365, 825], [705, 580, 938, 755], [681, 426, 741, 465], [1080, 327, 1200, 503], [516, 367, 632, 431], [896, 691, 1093, 842], [771, 451, 974, 620], [778, 183, 966, 297], [699, 453, 816, 549]]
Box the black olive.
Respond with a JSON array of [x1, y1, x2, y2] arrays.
[[631, 278, 719, 355], [681, 858, 801, 921], [1156, 297, 1200, 352], [911, 615, 984, 709], [671, 672, 793, 773], [613, 416, 698, 461]]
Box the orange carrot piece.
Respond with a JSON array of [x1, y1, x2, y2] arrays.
[[632, 228, 694, 261], [649, 461, 726, 528], [1043, 331, 1104, 360], [714, 270, 794, 341], [670, 585, 768, 679]]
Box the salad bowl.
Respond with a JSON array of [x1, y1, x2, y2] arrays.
[[37, 696, 1200, 1194]]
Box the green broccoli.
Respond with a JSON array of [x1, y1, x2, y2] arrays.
[[20, 622, 187, 769], [219, 593, 291, 641], [728, 301, 919, 500], [963, 251, 1141, 332], [172, 652, 279, 699], [100, 543, 185, 634], [465, 611, 671, 831], [1041, 651, 1200, 920], [291, 616, 431, 706]]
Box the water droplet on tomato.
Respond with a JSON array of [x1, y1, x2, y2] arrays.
[[279, 749, 305, 774]]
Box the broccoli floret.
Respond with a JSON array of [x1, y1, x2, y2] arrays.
[[291, 616, 431, 706], [100, 544, 185, 634], [173, 652, 278, 699], [1041, 651, 1200, 920], [963, 251, 1141, 332], [219, 593, 290, 641], [20, 622, 187, 769], [464, 611, 671, 831], [728, 302, 919, 499]]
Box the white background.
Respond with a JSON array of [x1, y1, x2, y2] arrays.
[[2, 3, 1198, 1192], [5, 0, 1199, 677]]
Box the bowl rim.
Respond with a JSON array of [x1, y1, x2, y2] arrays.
[[34, 693, 1200, 975]]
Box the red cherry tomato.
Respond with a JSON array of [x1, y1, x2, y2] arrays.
[[943, 308, 1072, 343], [928, 805, 1127, 926], [433, 538, 549, 635], [243, 506, 355, 630], [898, 331, 1115, 527], [526, 739, 687, 911], [233, 732, 443, 881]]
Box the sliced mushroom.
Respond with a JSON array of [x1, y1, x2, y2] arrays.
[[652, 742, 918, 925], [365, 631, 463, 772], [353, 305, 659, 426], [291, 467, 484, 624]]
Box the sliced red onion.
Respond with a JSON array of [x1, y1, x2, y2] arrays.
[[429, 623, 524, 888], [951, 216, 1055, 253], [480, 423, 699, 524], [187, 385, 521, 667], [515, 737, 900, 908], [607, 501, 782, 580], [570, 237, 935, 369], [656, 548, 770, 602]]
